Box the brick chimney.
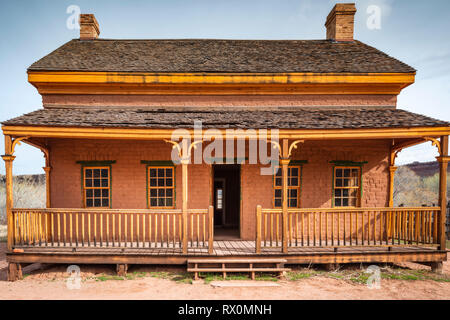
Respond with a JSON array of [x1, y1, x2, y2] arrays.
[[79, 14, 100, 40], [325, 3, 356, 42]]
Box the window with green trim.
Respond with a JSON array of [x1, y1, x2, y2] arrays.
[[148, 166, 175, 208], [274, 166, 301, 208], [83, 167, 110, 208], [333, 167, 361, 207]]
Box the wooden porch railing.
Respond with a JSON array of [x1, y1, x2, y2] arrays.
[[11, 207, 213, 253], [256, 206, 441, 253]]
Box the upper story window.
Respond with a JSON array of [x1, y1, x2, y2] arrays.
[[274, 166, 301, 208], [83, 167, 111, 208], [148, 166, 175, 208], [333, 167, 361, 207]]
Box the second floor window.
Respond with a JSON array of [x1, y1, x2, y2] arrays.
[[148, 166, 175, 208]]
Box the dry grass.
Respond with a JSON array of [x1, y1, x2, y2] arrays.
[[0, 174, 45, 225]]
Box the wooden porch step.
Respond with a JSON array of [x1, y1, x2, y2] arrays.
[[187, 258, 290, 280]]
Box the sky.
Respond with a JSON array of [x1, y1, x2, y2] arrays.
[[0, 0, 449, 174]]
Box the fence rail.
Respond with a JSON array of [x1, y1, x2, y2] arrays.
[[11, 207, 213, 251], [256, 206, 441, 253]]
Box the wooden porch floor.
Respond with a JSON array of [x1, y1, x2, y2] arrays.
[[12, 240, 440, 256]]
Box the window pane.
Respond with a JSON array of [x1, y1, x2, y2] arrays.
[[150, 198, 157, 206], [102, 189, 109, 197], [150, 169, 157, 177], [291, 167, 298, 176], [165, 168, 173, 177], [102, 199, 109, 207], [150, 189, 157, 197], [93, 179, 100, 187], [342, 198, 349, 206], [274, 189, 282, 197], [166, 189, 173, 197], [85, 169, 92, 178], [85, 179, 92, 187], [289, 189, 297, 197], [349, 198, 357, 206], [157, 169, 164, 177], [150, 178, 157, 187], [166, 179, 173, 187], [158, 189, 165, 197], [275, 199, 282, 207], [290, 177, 298, 186], [166, 198, 173, 207], [335, 189, 341, 197], [335, 199, 341, 206], [336, 169, 342, 177], [86, 189, 93, 197], [342, 189, 349, 197], [94, 189, 101, 197], [86, 199, 93, 207], [101, 179, 108, 187], [158, 198, 165, 206], [158, 178, 165, 186], [275, 168, 281, 176], [93, 169, 100, 178], [101, 169, 108, 177], [275, 178, 282, 186], [94, 199, 101, 207], [335, 179, 342, 187], [343, 169, 350, 177], [289, 199, 297, 208]]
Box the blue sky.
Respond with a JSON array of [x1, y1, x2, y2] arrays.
[[1, 0, 449, 174]]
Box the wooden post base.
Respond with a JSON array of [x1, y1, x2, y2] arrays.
[[116, 264, 128, 276], [430, 262, 443, 274], [325, 263, 339, 271], [7, 263, 23, 282]]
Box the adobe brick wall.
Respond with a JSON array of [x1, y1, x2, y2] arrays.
[[42, 94, 397, 108], [48, 138, 390, 240]]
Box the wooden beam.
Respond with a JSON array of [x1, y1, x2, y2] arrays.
[[256, 205, 262, 254], [181, 139, 189, 254], [437, 135, 449, 251], [4, 125, 450, 141]]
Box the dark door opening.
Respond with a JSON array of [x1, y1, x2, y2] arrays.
[[213, 164, 240, 240]]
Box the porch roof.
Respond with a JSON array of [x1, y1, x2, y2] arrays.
[[2, 107, 449, 130]]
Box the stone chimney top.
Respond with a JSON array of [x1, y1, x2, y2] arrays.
[[79, 14, 100, 40], [325, 3, 357, 42]]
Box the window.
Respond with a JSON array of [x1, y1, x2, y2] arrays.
[[148, 167, 175, 208], [83, 167, 110, 208], [274, 166, 301, 208], [333, 167, 361, 207]]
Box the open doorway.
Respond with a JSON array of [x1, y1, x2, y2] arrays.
[[213, 164, 240, 240]]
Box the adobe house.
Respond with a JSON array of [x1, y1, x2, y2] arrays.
[[2, 3, 449, 280]]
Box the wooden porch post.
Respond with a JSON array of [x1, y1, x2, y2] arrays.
[[2, 135, 15, 251], [388, 148, 397, 208], [437, 135, 449, 251], [181, 139, 189, 254], [281, 139, 289, 254], [43, 165, 51, 208]]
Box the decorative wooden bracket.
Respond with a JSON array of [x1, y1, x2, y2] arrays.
[[164, 139, 203, 161], [9, 136, 30, 155], [424, 137, 442, 155], [288, 140, 305, 158], [270, 139, 304, 159]]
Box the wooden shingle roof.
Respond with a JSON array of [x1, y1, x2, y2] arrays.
[[3, 107, 446, 130], [28, 39, 415, 74]]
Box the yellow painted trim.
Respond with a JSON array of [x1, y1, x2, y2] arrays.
[[28, 71, 415, 95], [28, 71, 416, 85], [2, 125, 450, 140]]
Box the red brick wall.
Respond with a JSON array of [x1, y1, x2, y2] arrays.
[[49, 138, 390, 240], [42, 94, 397, 108]]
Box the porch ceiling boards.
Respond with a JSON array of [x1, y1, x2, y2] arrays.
[[3, 107, 448, 130]]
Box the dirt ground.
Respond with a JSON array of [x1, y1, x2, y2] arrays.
[[0, 242, 449, 300]]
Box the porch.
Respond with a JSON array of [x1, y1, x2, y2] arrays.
[[7, 207, 446, 267]]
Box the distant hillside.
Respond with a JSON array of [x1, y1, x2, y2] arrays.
[[394, 162, 446, 207]]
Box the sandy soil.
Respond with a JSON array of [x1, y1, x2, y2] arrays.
[[0, 242, 449, 300]]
